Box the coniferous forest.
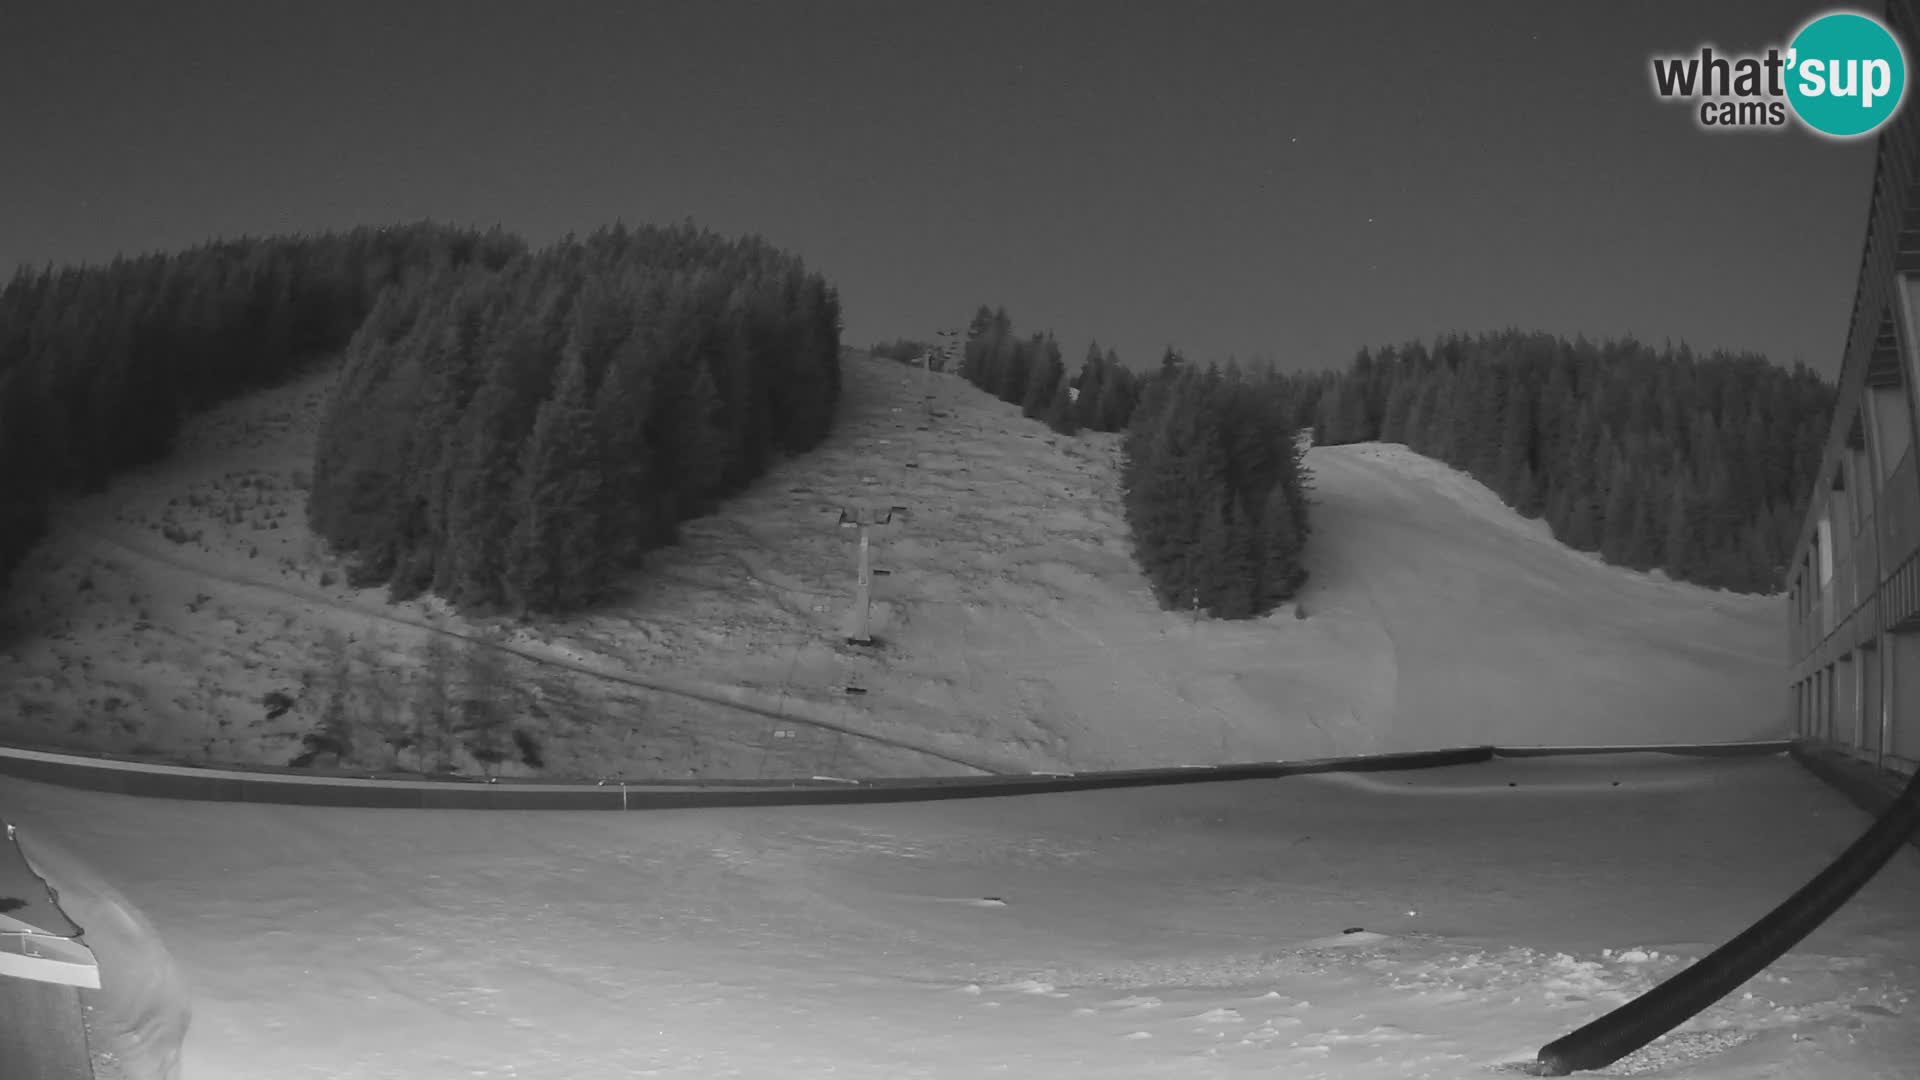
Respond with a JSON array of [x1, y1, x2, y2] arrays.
[[0, 223, 526, 589], [1122, 351, 1313, 618], [2, 227, 1834, 621], [961, 306, 1312, 619], [309, 223, 843, 615], [868, 338, 938, 365], [1286, 331, 1834, 594], [960, 305, 1140, 436], [0, 221, 841, 616]]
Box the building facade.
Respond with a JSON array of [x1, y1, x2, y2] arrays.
[[1786, 0, 1920, 779]]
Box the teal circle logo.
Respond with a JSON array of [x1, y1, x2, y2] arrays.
[[1786, 11, 1908, 138]]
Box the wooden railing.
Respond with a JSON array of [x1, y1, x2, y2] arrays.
[[1786, 448, 1920, 668]]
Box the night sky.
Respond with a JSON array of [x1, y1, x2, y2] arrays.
[[1, 1, 1885, 375]]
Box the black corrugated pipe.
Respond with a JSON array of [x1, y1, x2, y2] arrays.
[[1532, 765, 1920, 1075]]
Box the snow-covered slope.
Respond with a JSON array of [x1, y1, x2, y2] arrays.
[[1293, 442, 1785, 753], [0, 355, 1786, 780], [1, 752, 1913, 1079]]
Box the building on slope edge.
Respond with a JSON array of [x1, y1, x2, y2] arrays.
[[1787, 0, 1920, 783]]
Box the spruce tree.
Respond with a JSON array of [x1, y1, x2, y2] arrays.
[[1380, 379, 1415, 444], [1212, 493, 1260, 618], [593, 335, 663, 563], [439, 295, 555, 608], [1259, 481, 1307, 605], [669, 358, 732, 517], [0, 369, 50, 588], [1317, 382, 1349, 444], [1074, 342, 1105, 428], [1094, 358, 1135, 431], [1022, 336, 1062, 419], [504, 351, 605, 615], [1623, 473, 1666, 571], [1600, 455, 1636, 565], [1661, 478, 1695, 575]]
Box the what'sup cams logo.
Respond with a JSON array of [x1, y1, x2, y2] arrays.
[[1650, 9, 1908, 138]]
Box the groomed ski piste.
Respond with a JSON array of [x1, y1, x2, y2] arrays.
[[1, 359, 1913, 1079], [2, 745, 1917, 1079]]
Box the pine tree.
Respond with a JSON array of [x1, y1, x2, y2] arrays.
[[1212, 493, 1260, 618], [1317, 382, 1349, 444], [439, 294, 555, 608], [1467, 362, 1509, 478], [1259, 481, 1307, 604], [1022, 336, 1063, 419], [1600, 455, 1636, 565], [1340, 370, 1372, 443], [1662, 476, 1696, 576], [1565, 493, 1600, 552], [1380, 379, 1416, 444], [594, 335, 663, 563], [0, 369, 51, 588], [1124, 387, 1203, 606], [1158, 347, 1186, 383], [669, 357, 732, 517], [1623, 470, 1666, 570], [1496, 369, 1538, 509], [504, 351, 605, 615], [1073, 342, 1105, 428], [1093, 359, 1135, 431], [996, 334, 1029, 404]]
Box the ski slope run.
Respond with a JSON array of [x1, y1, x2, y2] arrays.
[[1294, 443, 1785, 754], [4, 751, 1915, 1079], [0, 355, 1787, 778]]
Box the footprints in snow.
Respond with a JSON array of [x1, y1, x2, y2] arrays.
[[942, 932, 1913, 1069]]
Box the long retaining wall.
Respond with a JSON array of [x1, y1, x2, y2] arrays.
[[0, 739, 1795, 811]]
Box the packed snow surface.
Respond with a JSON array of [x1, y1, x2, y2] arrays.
[[0, 355, 1859, 1078], [3, 753, 1915, 1079]]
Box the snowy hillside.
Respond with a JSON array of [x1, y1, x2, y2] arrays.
[[0, 353, 1784, 781]]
